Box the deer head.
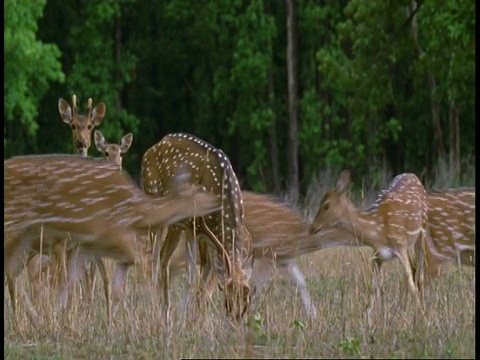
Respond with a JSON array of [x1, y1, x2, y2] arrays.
[[309, 170, 354, 234], [58, 95, 106, 157], [94, 130, 133, 169]]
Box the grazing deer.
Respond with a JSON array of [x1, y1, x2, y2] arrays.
[[240, 191, 318, 316], [303, 187, 475, 283], [5, 154, 220, 322], [202, 191, 321, 317], [141, 191, 327, 318], [141, 133, 254, 322], [421, 187, 475, 278], [308, 170, 428, 312]]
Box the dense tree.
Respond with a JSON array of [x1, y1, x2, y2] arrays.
[[4, 0, 64, 157], [4, 0, 475, 194]]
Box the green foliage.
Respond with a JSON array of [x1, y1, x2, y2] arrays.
[[291, 319, 305, 331], [248, 312, 268, 344], [338, 336, 361, 356], [4, 0, 64, 157], [65, 2, 139, 137], [4, 0, 475, 191]]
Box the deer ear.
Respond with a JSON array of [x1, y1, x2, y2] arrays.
[[94, 130, 106, 152], [58, 99, 72, 124], [120, 133, 133, 153], [92, 103, 106, 126], [336, 170, 351, 194]]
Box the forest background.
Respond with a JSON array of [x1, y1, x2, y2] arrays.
[[4, 0, 475, 203]]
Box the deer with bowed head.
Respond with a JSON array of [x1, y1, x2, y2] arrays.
[[200, 190, 321, 317], [142, 133, 254, 323], [421, 187, 475, 279], [305, 180, 475, 287], [308, 170, 428, 313], [4, 154, 220, 323]]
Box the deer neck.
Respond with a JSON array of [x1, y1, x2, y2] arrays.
[[336, 205, 385, 248]]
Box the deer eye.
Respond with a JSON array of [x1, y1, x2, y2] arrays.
[[71, 124, 76, 130], [87, 124, 93, 130], [104, 151, 109, 157], [323, 203, 330, 211]]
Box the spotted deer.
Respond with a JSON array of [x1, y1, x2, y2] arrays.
[[27, 130, 135, 308], [58, 95, 106, 157], [146, 191, 354, 318], [141, 133, 254, 322], [4, 154, 220, 322], [71, 130, 135, 296], [421, 187, 475, 278], [304, 186, 475, 284], [308, 170, 428, 312], [199, 191, 320, 317], [26, 97, 112, 306], [94, 130, 133, 169]]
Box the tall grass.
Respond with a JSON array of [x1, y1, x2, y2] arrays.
[[4, 164, 475, 359]]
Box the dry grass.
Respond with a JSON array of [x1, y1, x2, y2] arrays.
[[4, 167, 475, 359], [4, 246, 475, 359]]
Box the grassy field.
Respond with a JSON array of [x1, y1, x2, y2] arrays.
[[4, 246, 475, 359], [4, 168, 476, 359]]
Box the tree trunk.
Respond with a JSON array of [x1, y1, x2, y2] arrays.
[[267, 68, 281, 195], [115, 15, 122, 112], [285, 0, 299, 205], [448, 100, 460, 180], [409, 0, 446, 161]]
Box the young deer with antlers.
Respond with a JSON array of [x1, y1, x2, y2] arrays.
[[58, 95, 106, 157], [142, 133, 254, 322], [308, 170, 428, 312], [5, 154, 219, 322], [26, 97, 113, 306]]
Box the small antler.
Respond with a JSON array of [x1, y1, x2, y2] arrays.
[[72, 94, 78, 117], [87, 98, 93, 119]]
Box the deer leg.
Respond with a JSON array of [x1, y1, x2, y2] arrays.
[[366, 253, 383, 326], [5, 230, 40, 324], [6, 273, 18, 315], [159, 227, 182, 325], [285, 260, 317, 318], [369, 255, 383, 302], [84, 261, 96, 302], [59, 246, 85, 309], [52, 240, 68, 302], [414, 231, 426, 307], [111, 262, 130, 315], [96, 258, 111, 322], [6, 272, 39, 326], [26, 254, 47, 302], [196, 238, 215, 310], [94, 231, 136, 317], [248, 258, 272, 312], [396, 247, 422, 311], [182, 229, 198, 316], [151, 225, 168, 287]]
